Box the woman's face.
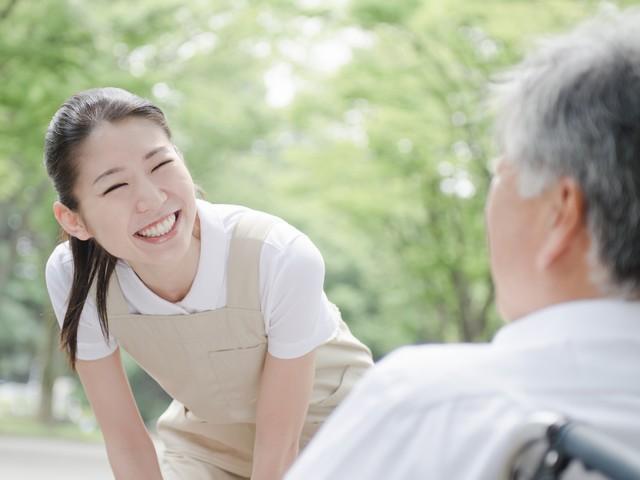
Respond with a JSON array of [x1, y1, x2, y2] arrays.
[[67, 116, 198, 270]]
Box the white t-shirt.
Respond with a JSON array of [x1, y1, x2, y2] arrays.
[[45, 200, 339, 361], [286, 299, 640, 479]]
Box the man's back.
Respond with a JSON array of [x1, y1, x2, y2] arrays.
[[287, 300, 640, 479]]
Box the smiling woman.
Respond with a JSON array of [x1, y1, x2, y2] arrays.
[[43, 87, 373, 480]]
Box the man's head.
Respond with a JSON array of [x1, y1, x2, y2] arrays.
[[487, 8, 640, 321]]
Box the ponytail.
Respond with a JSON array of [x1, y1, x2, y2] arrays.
[[60, 236, 117, 369]]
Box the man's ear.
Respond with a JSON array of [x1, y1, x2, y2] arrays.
[[53, 201, 93, 241], [536, 178, 585, 270]]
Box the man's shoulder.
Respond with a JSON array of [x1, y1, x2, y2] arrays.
[[376, 342, 500, 382], [367, 342, 515, 411]]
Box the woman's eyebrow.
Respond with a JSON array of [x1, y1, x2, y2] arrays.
[[92, 146, 173, 185], [93, 167, 124, 185], [144, 145, 172, 160]]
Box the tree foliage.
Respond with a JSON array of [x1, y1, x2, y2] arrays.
[[0, 0, 630, 424]]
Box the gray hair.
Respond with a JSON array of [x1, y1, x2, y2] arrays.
[[491, 7, 640, 297]]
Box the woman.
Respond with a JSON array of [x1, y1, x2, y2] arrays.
[[44, 87, 373, 479]]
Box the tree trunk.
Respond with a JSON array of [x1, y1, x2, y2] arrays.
[[37, 311, 59, 424]]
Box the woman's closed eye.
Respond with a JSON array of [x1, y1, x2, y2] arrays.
[[102, 183, 127, 195], [101, 160, 173, 195], [151, 159, 173, 172]]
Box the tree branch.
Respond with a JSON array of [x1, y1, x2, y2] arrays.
[[0, 0, 18, 21]]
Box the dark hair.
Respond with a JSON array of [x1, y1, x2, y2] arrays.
[[44, 87, 172, 368]]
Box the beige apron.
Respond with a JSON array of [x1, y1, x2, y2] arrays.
[[105, 211, 373, 479]]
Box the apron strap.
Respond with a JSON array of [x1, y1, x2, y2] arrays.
[[226, 210, 278, 311], [104, 268, 130, 317]]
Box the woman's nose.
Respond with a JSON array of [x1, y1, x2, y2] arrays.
[[135, 179, 167, 213]]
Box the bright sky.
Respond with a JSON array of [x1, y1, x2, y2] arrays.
[[263, 18, 374, 108]]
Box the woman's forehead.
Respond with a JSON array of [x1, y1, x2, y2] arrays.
[[75, 118, 171, 172]]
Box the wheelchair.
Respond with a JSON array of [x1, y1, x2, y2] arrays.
[[504, 412, 640, 480]]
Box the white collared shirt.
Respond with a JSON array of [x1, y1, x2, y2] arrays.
[[45, 200, 339, 360], [286, 299, 640, 480]]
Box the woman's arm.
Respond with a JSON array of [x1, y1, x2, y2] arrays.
[[251, 350, 316, 480], [76, 348, 163, 480]]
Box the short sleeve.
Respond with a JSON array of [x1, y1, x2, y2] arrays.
[[260, 227, 339, 359], [45, 243, 118, 361]]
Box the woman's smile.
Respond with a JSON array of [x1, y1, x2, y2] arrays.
[[134, 210, 181, 244]]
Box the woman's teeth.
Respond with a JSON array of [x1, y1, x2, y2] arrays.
[[137, 213, 176, 238]]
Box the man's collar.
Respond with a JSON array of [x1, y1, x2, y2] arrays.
[[492, 298, 640, 347]]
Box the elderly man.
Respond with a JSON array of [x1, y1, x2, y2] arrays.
[[286, 9, 640, 480]]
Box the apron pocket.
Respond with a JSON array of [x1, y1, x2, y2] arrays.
[[208, 343, 267, 419], [316, 365, 356, 408]]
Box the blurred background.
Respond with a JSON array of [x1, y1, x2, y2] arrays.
[[0, 0, 635, 475]]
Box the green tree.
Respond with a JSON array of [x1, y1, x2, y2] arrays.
[[1, 0, 634, 429]]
